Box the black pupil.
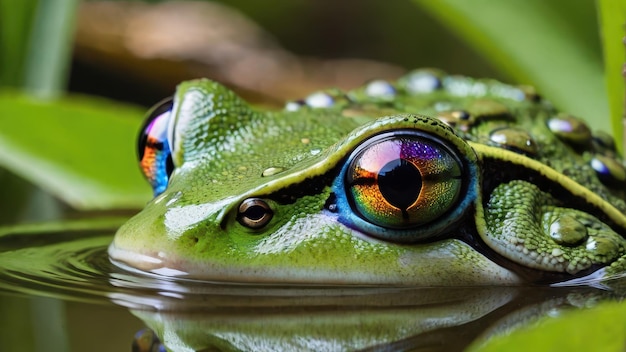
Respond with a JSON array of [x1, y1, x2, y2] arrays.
[[244, 205, 267, 220], [378, 159, 422, 210]]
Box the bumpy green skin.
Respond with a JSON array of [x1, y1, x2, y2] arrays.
[[110, 69, 626, 285]]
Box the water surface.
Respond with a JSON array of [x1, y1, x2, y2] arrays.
[[0, 223, 621, 351]]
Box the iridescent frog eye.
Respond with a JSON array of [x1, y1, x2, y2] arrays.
[[344, 131, 463, 230], [138, 97, 174, 196]]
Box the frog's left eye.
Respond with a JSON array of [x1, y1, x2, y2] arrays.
[[237, 198, 274, 229], [336, 131, 465, 241], [138, 98, 174, 196]]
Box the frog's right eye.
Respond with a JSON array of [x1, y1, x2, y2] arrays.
[[138, 98, 174, 196]]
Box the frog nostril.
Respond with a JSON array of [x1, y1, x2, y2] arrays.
[[237, 198, 274, 229]]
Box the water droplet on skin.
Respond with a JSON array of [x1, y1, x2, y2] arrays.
[[365, 80, 396, 98], [489, 127, 538, 155], [305, 92, 334, 108], [585, 237, 619, 258], [405, 71, 442, 94], [262, 167, 285, 177], [549, 215, 588, 246], [591, 155, 626, 186], [285, 100, 304, 112], [547, 114, 591, 145]]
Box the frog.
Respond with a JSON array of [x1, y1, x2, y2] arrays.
[[108, 69, 626, 286]]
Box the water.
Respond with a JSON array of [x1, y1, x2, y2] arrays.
[[0, 223, 623, 352]]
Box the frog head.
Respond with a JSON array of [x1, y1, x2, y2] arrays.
[[109, 72, 626, 285]]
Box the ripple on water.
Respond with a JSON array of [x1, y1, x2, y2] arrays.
[[0, 225, 435, 312], [0, 228, 115, 302], [1, 222, 625, 312]]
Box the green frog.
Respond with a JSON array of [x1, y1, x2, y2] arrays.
[[109, 69, 626, 285]]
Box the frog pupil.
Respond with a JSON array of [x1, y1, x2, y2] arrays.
[[378, 159, 422, 213]]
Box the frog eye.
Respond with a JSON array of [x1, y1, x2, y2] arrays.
[[138, 97, 174, 196], [336, 131, 465, 241], [237, 198, 274, 229]]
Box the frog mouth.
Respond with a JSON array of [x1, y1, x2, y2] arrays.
[[107, 236, 525, 286]]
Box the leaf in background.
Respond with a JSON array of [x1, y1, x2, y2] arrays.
[[0, 0, 37, 87], [0, 216, 126, 238], [598, 0, 626, 152], [0, 92, 151, 210], [23, 0, 78, 98], [469, 300, 626, 352], [414, 0, 611, 134]]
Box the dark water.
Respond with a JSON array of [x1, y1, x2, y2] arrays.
[[0, 225, 622, 352]]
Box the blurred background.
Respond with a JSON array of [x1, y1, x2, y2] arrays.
[[69, 0, 505, 107]]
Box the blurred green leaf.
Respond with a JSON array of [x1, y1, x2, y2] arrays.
[[469, 300, 626, 352], [414, 0, 611, 134], [0, 92, 150, 210], [598, 0, 626, 152], [23, 0, 78, 97], [0, 0, 37, 87], [0, 217, 126, 237]]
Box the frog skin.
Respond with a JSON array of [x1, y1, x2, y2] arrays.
[[109, 69, 626, 285]]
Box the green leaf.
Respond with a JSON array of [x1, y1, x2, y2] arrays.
[[0, 0, 37, 87], [0, 216, 126, 238], [23, 0, 79, 97], [414, 0, 611, 134], [598, 0, 626, 152], [0, 92, 151, 210], [469, 300, 626, 352]]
